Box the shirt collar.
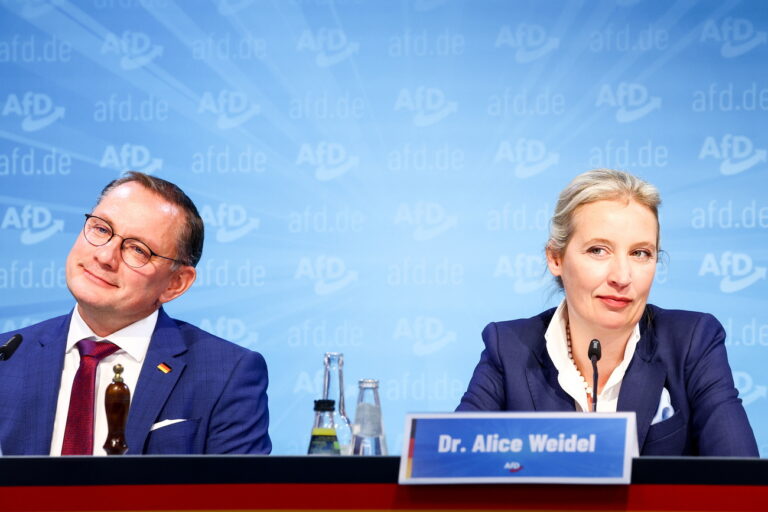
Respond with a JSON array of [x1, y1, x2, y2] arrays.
[[545, 299, 641, 362], [67, 307, 158, 363], [544, 300, 573, 377], [544, 299, 642, 410]]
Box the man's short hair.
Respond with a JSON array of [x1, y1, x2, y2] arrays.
[[98, 171, 204, 267]]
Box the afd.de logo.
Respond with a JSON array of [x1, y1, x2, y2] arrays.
[[494, 138, 559, 178], [198, 90, 260, 130], [494, 254, 549, 294], [698, 135, 766, 176], [199, 316, 259, 345], [1, 205, 64, 245], [297, 28, 359, 67], [295, 255, 358, 295], [292, 369, 359, 396], [495, 24, 559, 63], [2, 92, 64, 132], [394, 316, 456, 356], [296, 142, 359, 181], [101, 31, 163, 70], [394, 202, 458, 241], [395, 87, 457, 127], [699, 252, 766, 293], [100, 144, 163, 174], [733, 372, 767, 406], [596, 83, 660, 123], [701, 17, 767, 58], [200, 203, 260, 243], [504, 461, 524, 473]]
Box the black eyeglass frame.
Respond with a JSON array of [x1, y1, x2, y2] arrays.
[[82, 214, 186, 268]]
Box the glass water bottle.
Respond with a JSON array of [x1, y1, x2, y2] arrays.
[[307, 399, 340, 455], [322, 352, 352, 454], [351, 379, 387, 455]]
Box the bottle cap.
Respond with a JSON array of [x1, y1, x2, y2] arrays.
[[358, 378, 378, 388], [314, 399, 335, 412]]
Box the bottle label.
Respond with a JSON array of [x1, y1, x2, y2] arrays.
[[308, 430, 340, 455]]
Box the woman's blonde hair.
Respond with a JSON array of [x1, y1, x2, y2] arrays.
[[547, 169, 661, 288]]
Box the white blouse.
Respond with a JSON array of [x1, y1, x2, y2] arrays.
[[544, 300, 641, 412]]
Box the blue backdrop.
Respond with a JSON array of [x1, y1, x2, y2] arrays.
[[1, 0, 766, 456]]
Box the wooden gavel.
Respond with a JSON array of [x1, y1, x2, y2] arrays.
[[103, 364, 130, 455]]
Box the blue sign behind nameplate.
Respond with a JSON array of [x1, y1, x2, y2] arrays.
[[399, 412, 638, 484]]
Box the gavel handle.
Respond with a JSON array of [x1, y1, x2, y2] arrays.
[[104, 381, 130, 455]]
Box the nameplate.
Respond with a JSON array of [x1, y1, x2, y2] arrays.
[[399, 412, 638, 484]]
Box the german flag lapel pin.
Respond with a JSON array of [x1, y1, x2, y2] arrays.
[[157, 362, 172, 374]]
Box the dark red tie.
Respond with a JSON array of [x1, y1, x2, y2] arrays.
[[61, 339, 120, 455]]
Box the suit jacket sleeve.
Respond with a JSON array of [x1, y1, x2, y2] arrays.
[[685, 313, 758, 456], [456, 322, 507, 411], [206, 349, 271, 454]]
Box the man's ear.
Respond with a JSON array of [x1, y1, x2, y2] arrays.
[[158, 266, 197, 305], [546, 245, 563, 277]]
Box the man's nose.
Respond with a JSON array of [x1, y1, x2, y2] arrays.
[[93, 237, 121, 268]]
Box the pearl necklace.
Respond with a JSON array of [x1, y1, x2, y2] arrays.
[[565, 321, 593, 397]]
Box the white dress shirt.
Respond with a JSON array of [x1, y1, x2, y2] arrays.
[[544, 300, 641, 413], [49, 307, 157, 456]]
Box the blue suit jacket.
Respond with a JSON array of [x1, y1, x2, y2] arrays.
[[457, 305, 758, 456], [0, 308, 271, 455]]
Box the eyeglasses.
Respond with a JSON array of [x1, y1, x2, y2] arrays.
[[82, 214, 185, 268]]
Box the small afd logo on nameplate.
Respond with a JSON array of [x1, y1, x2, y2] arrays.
[[399, 412, 638, 485]]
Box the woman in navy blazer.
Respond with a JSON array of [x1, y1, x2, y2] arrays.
[[457, 169, 758, 457]]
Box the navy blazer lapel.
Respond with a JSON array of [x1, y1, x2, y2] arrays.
[[617, 316, 666, 450], [525, 330, 575, 412], [28, 314, 69, 454], [125, 309, 187, 454]]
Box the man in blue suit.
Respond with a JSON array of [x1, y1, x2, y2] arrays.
[[0, 172, 270, 455]]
